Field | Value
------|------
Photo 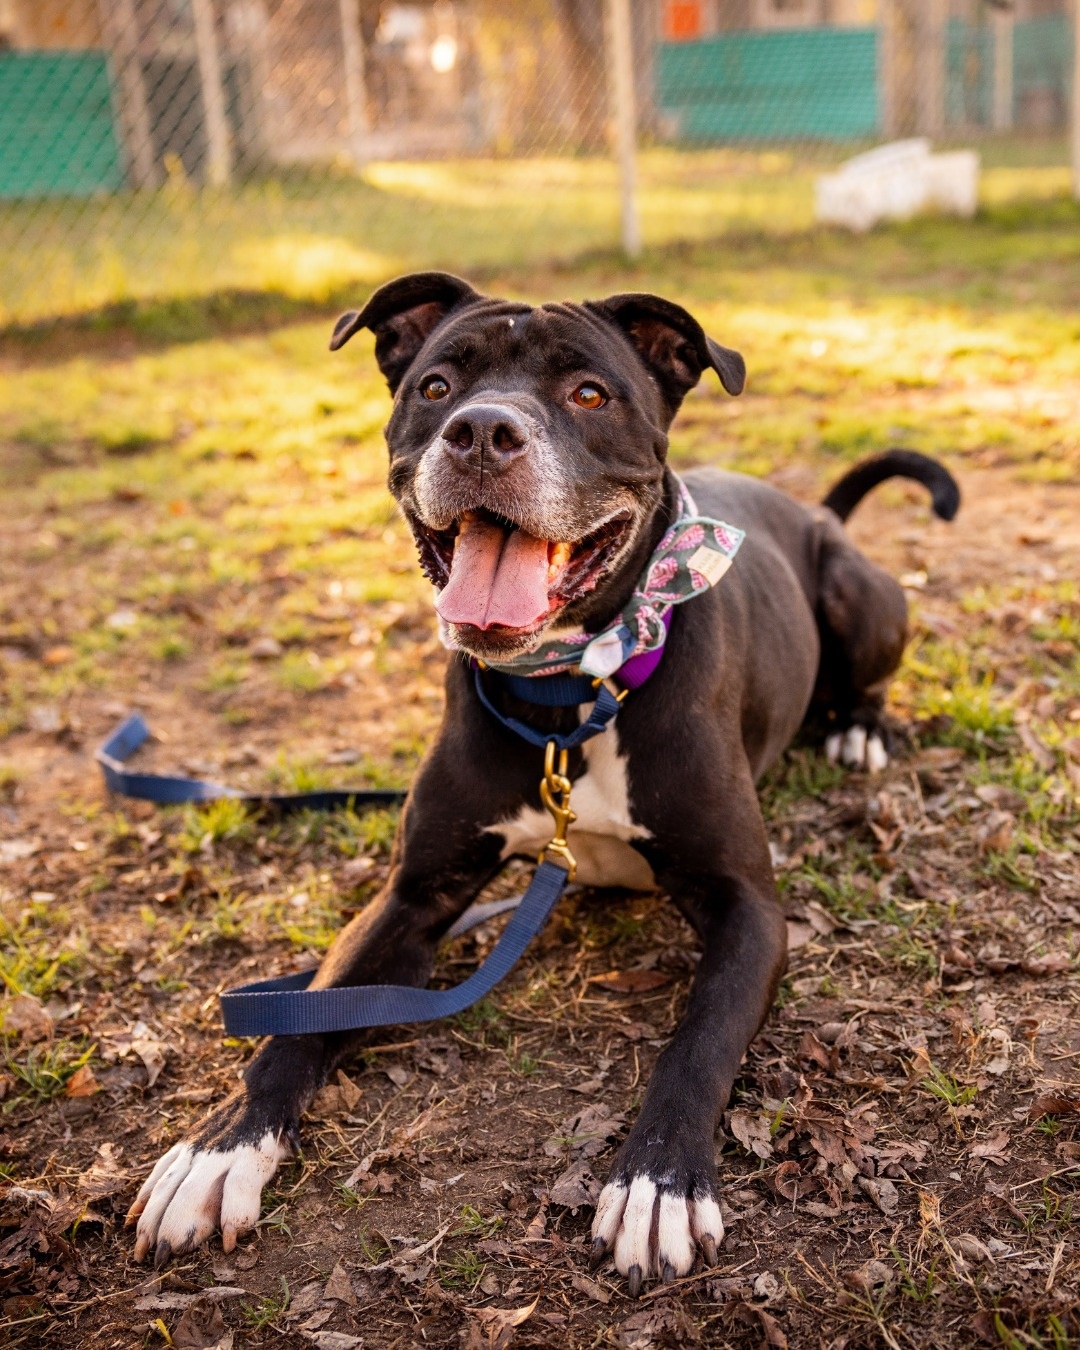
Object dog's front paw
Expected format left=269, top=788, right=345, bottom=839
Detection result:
left=589, top=1145, right=723, bottom=1296
left=127, top=1094, right=296, bottom=1265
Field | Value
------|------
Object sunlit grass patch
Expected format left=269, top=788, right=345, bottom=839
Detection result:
left=0, top=905, right=83, bottom=1003
left=904, top=637, right=1014, bottom=747
left=177, top=797, right=254, bottom=853
left=3, top=1039, right=95, bottom=1105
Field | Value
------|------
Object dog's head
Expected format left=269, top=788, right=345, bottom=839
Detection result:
left=331, top=271, right=744, bottom=662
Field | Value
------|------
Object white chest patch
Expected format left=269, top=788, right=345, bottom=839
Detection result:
left=485, top=723, right=655, bottom=890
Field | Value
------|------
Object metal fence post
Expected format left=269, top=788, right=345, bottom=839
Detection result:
left=191, top=0, right=232, bottom=187
left=917, top=0, right=947, bottom=140
left=606, top=0, right=641, bottom=260
left=878, top=0, right=897, bottom=140
left=98, top=0, right=159, bottom=188
left=339, top=0, right=370, bottom=167
left=1073, top=0, right=1080, bottom=200
left=991, top=5, right=1014, bottom=133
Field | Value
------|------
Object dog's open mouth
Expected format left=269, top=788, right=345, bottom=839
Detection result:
left=411, top=507, right=631, bottom=636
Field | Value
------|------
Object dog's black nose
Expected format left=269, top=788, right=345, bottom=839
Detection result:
left=441, top=404, right=529, bottom=472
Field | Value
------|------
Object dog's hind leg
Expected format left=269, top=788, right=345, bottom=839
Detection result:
left=813, top=515, right=908, bottom=774
left=128, top=777, right=505, bottom=1267
left=590, top=746, right=787, bottom=1295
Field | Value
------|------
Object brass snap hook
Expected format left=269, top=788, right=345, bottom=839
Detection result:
left=538, top=739, right=577, bottom=880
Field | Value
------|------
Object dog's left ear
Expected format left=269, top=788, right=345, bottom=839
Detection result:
left=586, top=293, right=745, bottom=414
left=330, top=271, right=482, bottom=393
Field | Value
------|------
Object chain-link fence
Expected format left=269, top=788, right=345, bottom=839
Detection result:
left=0, top=0, right=1076, bottom=326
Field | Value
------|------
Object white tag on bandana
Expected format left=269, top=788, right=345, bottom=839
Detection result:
left=687, top=545, right=733, bottom=588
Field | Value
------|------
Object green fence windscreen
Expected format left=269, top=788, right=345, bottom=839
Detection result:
left=1013, top=14, right=1072, bottom=128
left=656, top=27, right=880, bottom=143
left=948, top=15, right=1072, bottom=131
left=0, top=53, right=124, bottom=200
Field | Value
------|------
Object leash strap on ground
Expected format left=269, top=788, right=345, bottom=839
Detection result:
left=218, top=859, right=570, bottom=1036
left=95, top=713, right=406, bottom=813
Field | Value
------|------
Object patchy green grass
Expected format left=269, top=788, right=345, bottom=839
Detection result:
left=1, top=179, right=1080, bottom=1350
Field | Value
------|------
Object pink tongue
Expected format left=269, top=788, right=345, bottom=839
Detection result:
left=435, top=518, right=551, bottom=631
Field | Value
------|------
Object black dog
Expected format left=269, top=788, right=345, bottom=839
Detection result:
left=129, top=273, right=958, bottom=1294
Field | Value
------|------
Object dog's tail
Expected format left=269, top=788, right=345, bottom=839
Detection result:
left=822, top=449, right=960, bottom=524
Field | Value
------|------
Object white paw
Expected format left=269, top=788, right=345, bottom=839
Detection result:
left=128, top=1131, right=287, bottom=1263
left=827, top=727, right=888, bottom=773
left=865, top=733, right=889, bottom=774
left=590, top=1176, right=723, bottom=1295
left=842, top=725, right=867, bottom=767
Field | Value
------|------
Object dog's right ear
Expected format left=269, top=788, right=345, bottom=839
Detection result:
left=330, top=272, right=482, bottom=393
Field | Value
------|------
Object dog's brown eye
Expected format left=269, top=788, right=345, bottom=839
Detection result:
left=422, top=377, right=450, bottom=401
left=572, top=384, right=606, bottom=409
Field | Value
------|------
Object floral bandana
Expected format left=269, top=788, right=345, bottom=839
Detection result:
left=440, top=475, right=745, bottom=681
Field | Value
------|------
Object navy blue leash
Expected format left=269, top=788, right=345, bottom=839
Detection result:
left=96, top=714, right=406, bottom=812
left=472, top=668, right=624, bottom=750
left=95, top=668, right=622, bottom=1038
left=217, top=860, right=569, bottom=1036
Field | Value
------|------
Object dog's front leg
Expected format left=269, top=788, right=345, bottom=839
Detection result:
left=591, top=790, right=786, bottom=1295
left=128, top=789, right=503, bottom=1266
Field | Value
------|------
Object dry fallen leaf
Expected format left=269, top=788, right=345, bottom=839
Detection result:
left=858, top=1176, right=899, bottom=1216
left=77, top=1142, right=129, bottom=1201
left=978, top=810, right=1015, bottom=854
left=336, top=1069, right=362, bottom=1112
left=302, top=1332, right=363, bottom=1350
left=545, top=1104, right=625, bottom=1160
left=172, top=1301, right=228, bottom=1350
left=0, top=837, right=41, bottom=866
left=728, top=1108, right=773, bottom=1160
left=323, top=1259, right=356, bottom=1305
left=970, top=1128, right=1011, bottom=1165
left=1021, top=952, right=1072, bottom=976
left=570, top=1273, right=611, bottom=1304
left=1028, top=1093, right=1080, bottom=1120
left=468, top=1295, right=540, bottom=1350
left=845, top=1259, right=894, bottom=1294
left=2, top=994, right=54, bottom=1043
left=785, top=920, right=816, bottom=951
left=549, top=1158, right=601, bottom=1210
left=65, top=1063, right=100, bottom=1098
left=589, top=969, right=670, bottom=994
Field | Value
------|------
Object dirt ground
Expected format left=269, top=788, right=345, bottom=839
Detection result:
left=1, top=457, right=1078, bottom=1349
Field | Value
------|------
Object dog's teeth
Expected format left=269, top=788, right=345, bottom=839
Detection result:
left=865, top=733, right=889, bottom=774
left=825, top=733, right=842, bottom=765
